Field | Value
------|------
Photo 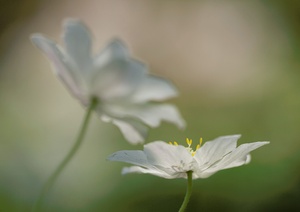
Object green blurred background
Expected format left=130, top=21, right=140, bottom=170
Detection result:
left=1, top=0, right=300, bottom=211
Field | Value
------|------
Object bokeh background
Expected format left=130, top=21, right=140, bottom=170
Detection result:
left=1, top=0, right=300, bottom=211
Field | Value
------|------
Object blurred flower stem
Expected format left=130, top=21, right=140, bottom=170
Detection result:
left=179, top=171, right=193, bottom=212
left=32, top=97, right=98, bottom=211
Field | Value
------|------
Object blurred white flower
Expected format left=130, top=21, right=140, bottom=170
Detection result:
left=31, top=19, right=185, bottom=144
left=108, top=135, right=269, bottom=178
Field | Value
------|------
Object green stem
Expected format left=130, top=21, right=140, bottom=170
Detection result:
left=32, top=98, right=98, bottom=212
left=179, top=171, right=193, bottom=212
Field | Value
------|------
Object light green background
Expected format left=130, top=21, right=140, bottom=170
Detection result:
left=0, top=0, right=299, bottom=211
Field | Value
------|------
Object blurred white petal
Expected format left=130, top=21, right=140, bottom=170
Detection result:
left=63, top=19, right=92, bottom=73
left=130, top=76, right=178, bottom=103
left=107, top=104, right=186, bottom=129
left=31, top=19, right=185, bottom=144
left=101, top=115, right=147, bottom=144
left=94, top=38, right=130, bottom=68
left=30, top=34, right=84, bottom=99
left=91, top=60, right=146, bottom=100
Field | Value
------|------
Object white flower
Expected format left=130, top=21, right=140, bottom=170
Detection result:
left=31, top=19, right=185, bottom=144
left=108, top=135, right=269, bottom=179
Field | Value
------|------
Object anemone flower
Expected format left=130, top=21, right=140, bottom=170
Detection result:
left=108, top=135, right=269, bottom=211
left=31, top=19, right=185, bottom=144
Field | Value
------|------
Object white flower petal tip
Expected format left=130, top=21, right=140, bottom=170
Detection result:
left=107, top=39, right=128, bottom=59
left=108, top=135, right=270, bottom=179
left=30, top=34, right=46, bottom=44
left=108, top=38, right=128, bottom=51
left=31, top=19, right=185, bottom=144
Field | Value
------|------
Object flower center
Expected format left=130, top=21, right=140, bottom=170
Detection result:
left=169, top=138, right=203, bottom=156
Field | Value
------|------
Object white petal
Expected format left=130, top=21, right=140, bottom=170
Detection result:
left=192, top=171, right=218, bottom=179
left=31, top=34, right=84, bottom=99
left=144, top=141, right=194, bottom=175
left=101, top=115, right=147, bottom=144
left=130, top=76, right=178, bottom=103
left=122, top=166, right=174, bottom=179
left=107, top=104, right=186, bottom=129
left=94, top=38, right=130, bottom=68
left=203, top=141, right=269, bottom=173
left=194, top=135, right=241, bottom=168
left=63, top=19, right=92, bottom=73
left=107, top=150, right=150, bottom=167
left=134, top=104, right=185, bottom=129
left=91, top=60, right=147, bottom=100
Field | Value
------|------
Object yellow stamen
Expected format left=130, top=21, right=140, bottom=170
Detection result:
left=186, top=138, right=192, bottom=146
left=168, top=137, right=204, bottom=156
